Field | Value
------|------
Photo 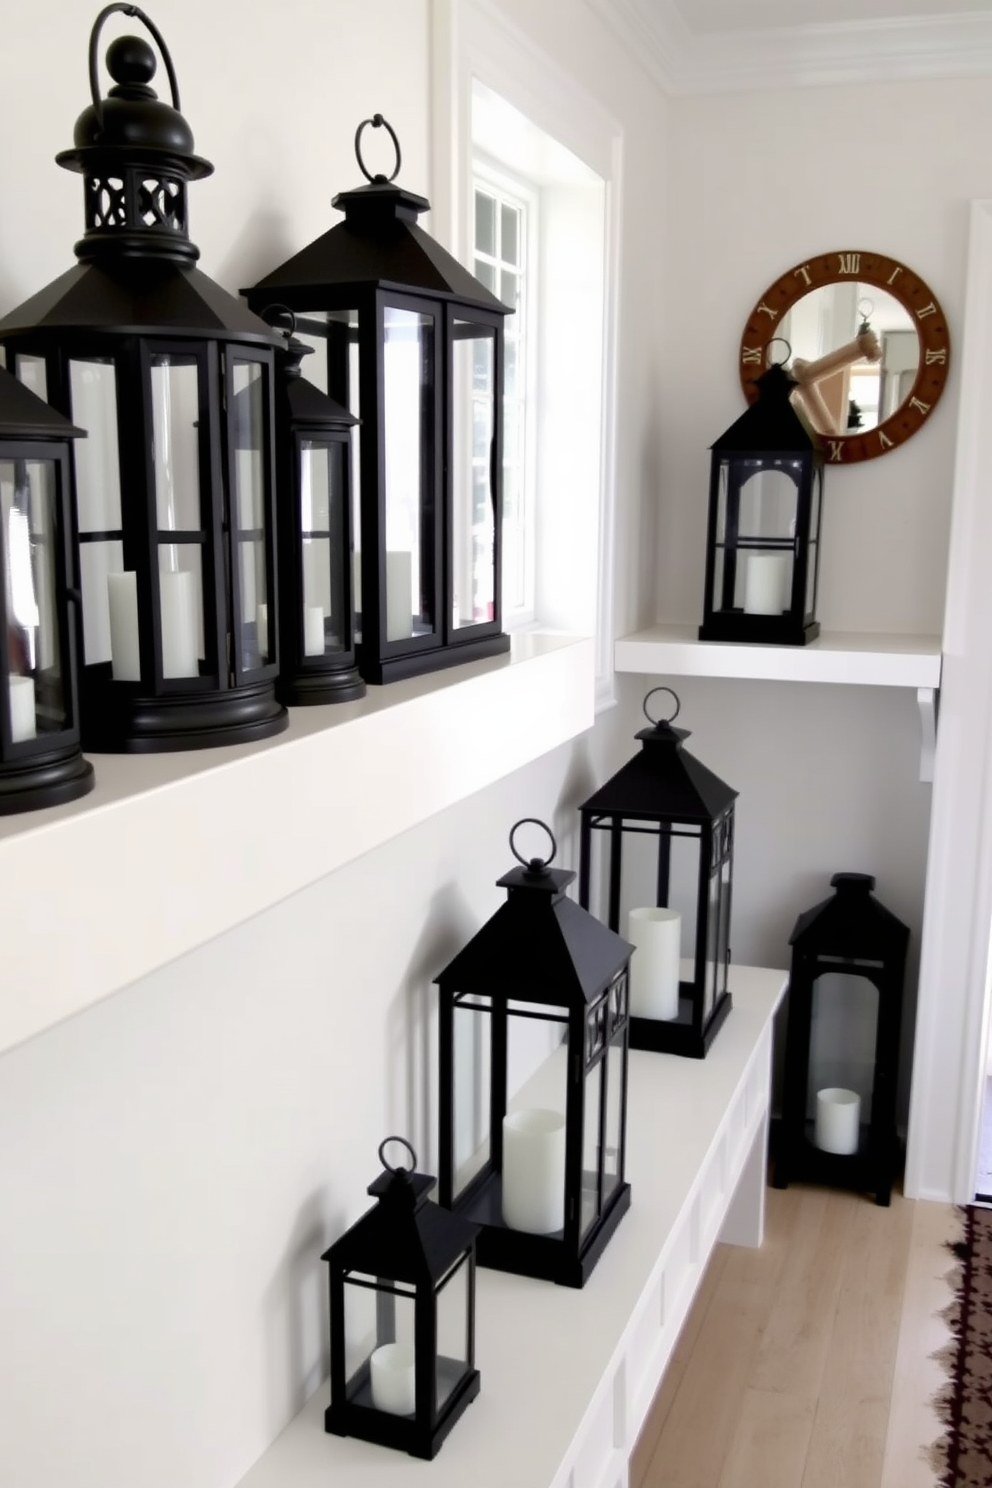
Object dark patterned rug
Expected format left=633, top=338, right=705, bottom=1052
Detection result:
left=931, top=1206, right=992, bottom=1487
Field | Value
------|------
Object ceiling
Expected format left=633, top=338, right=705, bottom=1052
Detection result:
left=587, top=0, right=992, bottom=92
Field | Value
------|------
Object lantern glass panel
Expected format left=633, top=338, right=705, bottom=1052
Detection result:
left=300, top=439, right=346, bottom=656
left=806, top=468, right=823, bottom=616
left=231, top=359, right=271, bottom=670
left=2, top=458, right=64, bottom=742
left=603, top=1031, right=626, bottom=1203
left=451, top=321, right=496, bottom=630
left=343, top=1271, right=417, bottom=1409
left=809, top=972, right=879, bottom=1120
left=157, top=543, right=204, bottom=678
left=151, top=355, right=201, bottom=531
left=14, top=355, right=47, bottom=400
left=452, top=993, right=492, bottom=1202
left=436, top=1252, right=471, bottom=1411
left=581, top=1028, right=603, bottom=1238
left=383, top=306, right=435, bottom=643
left=68, top=358, right=122, bottom=532
left=503, top=1000, right=568, bottom=1238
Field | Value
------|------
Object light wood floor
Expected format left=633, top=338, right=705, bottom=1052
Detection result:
left=630, top=1183, right=961, bottom=1488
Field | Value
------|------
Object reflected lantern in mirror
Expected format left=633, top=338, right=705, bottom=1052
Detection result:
left=0, top=8, right=287, bottom=750
left=578, top=690, right=737, bottom=1058
left=699, top=359, right=824, bottom=647
left=323, top=1137, right=480, bottom=1459
left=434, top=820, right=633, bottom=1288
left=244, top=114, right=511, bottom=684
left=0, top=367, right=93, bottom=813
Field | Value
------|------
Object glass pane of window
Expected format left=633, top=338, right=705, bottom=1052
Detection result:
left=452, top=323, right=495, bottom=630
left=151, top=355, right=201, bottom=532
left=436, top=1254, right=471, bottom=1412
left=452, top=995, right=491, bottom=1201
left=383, top=306, right=434, bottom=642
left=475, top=191, right=496, bottom=258
left=231, top=359, right=271, bottom=670
left=69, top=359, right=122, bottom=533
left=500, top=270, right=519, bottom=311
left=2, top=458, right=64, bottom=740
left=501, top=202, right=519, bottom=266
left=158, top=544, right=203, bottom=679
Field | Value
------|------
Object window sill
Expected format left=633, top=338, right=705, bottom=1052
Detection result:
left=0, top=633, right=594, bottom=1057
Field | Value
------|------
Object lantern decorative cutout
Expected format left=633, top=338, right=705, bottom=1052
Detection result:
left=0, top=6, right=287, bottom=751
left=773, top=872, right=909, bottom=1207
left=0, top=366, right=94, bottom=814
left=262, top=308, right=364, bottom=706
left=323, top=1136, right=480, bottom=1460
left=435, top=820, right=633, bottom=1289
left=244, top=113, right=511, bottom=685
left=578, top=689, right=737, bottom=1059
left=698, top=352, right=825, bottom=647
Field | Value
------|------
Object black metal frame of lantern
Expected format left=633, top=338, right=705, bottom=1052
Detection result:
left=434, top=820, right=633, bottom=1290
left=773, top=872, right=909, bottom=1207
left=578, top=689, right=737, bottom=1059
left=261, top=307, right=364, bottom=706
left=244, top=113, right=511, bottom=685
left=0, top=367, right=94, bottom=814
left=0, top=6, right=287, bottom=751
left=699, top=350, right=825, bottom=648
left=323, top=1137, right=481, bottom=1460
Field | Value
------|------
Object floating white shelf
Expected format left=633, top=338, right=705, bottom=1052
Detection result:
left=0, top=633, right=594, bottom=1059
left=235, top=967, right=787, bottom=1488
left=614, top=624, right=942, bottom=689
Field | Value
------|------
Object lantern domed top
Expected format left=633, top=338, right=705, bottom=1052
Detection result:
left=712, top=360, right=823, bottom=456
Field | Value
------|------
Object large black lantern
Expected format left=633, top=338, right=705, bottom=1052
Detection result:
left=244, top=114, right=511, bottom=684
left=323, top=1137, right=480, bottom=1460
left=578, top=689, right=737, bottom=1059
left=699, top=356, right=824, bottom=647
left=435, top=820, right=632, bottom=1289
left=773, top=872, right=909, bottom=1206
left=0, top=6, right=287, bottom=750
left=0, top=367, right=93, bottom=813
left=263, top=310, right=363, bottom=706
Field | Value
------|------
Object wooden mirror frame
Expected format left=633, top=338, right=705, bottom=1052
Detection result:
left=738, top=251, right=950, bottom=464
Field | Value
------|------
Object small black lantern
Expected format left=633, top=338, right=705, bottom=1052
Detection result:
left=323, top=1137, right=480, bottom=1460
left=435, top=820, right=632, bottom=1289
left=262, top=309, right=364, bottom=705
left=699, top=354, right=825, bottom=647
left=0, top=366, right=94, bottom=813
left=0, top=6, right=287, bottom=750
left=773, top=872, right=909, bottom=1207
left=244, top=114, right=511, bottom=684
left=578, top=689, right=737, bottom=1059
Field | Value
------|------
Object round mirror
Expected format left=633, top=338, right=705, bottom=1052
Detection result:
left=738, top=251, right=950, bottom=464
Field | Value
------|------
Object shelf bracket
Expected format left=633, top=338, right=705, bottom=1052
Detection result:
left=917, top=687, right=939, bottom=783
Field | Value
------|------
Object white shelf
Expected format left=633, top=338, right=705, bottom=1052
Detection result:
left=0, top=633, right=594, bottom=1058
left=235, top=967, right=787, bottom=1488
left=614, top=624, right=942, bottom=689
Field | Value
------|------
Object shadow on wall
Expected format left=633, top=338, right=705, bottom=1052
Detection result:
left=263, top=1186, right=331, bottom=1434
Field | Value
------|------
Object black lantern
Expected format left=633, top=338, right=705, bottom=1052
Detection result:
left=0, top=6, right=287, bottom=751
left=435, top=820, right=632, bottom=1289
left=244, top=114, right=511, bottom=684
left=0, top=366, right=94, bottom=813
left=773, top=872, right=909, bottom=1207
left=323, top=1137, right=480, bottom=1459
left=698, top=355, right=824, bottom=647
left=262, top=309, right=363, bottom=706
left=578, top=689, right=736, bottom=1059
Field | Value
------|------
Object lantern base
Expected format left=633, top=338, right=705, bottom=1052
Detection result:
left=698, top=615, right=820, bottom=647
left=771, top=1116, right=898, bottom=1207
left=276, top=663, right=366, bottom=707
left=358, top=632, right=510, bottom=685
left=324, top=1364, right=480, bottom=1459
left=0, top=746, right=94, bottom=816
left=81, top=679, right=288, bottom=753
left=629, top=988, right=732, bottom=1059
left=452, top=1170, right=631, bottom=1288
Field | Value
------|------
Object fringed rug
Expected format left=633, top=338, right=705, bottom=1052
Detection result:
left=931, top=1206, right=992, bottom=1486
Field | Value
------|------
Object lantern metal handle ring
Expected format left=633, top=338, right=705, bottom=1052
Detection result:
left=88, top=5, right=182, bottom=136
left=355, top=114, right=402, bottom=185
left=643, top=686, right=680, bottom=727
left=765, top=336, right=792, bottom=368
left=378, top=1135, right=417, bottom=1175
left=509, top=817, right=557, bottom=872
left=260, top=303, right=298, bottom=339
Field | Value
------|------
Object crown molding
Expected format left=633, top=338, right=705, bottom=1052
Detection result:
left=585, top=0, right=992, bottom=94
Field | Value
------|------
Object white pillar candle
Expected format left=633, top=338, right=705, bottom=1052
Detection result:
left=8, top=675, right=36, bottom=744
left=627, top=907, right=682, bottom=1020
left=107, top=570, right=141, bottom=681
left=369, top=1342, right=416, bottom=1416
left=815, top=1087, right=861, bottom=1156
left=160, top=569, right=199, bottom=679
left=303, top=604, right=325, bottom=657
left=743, top=552, right=790, bottom=616
left=386, top=550, right=414, bottom=641
left=502, top=1107, right=566, bottom=1235
left=256, top=602, right=268, bottom=641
